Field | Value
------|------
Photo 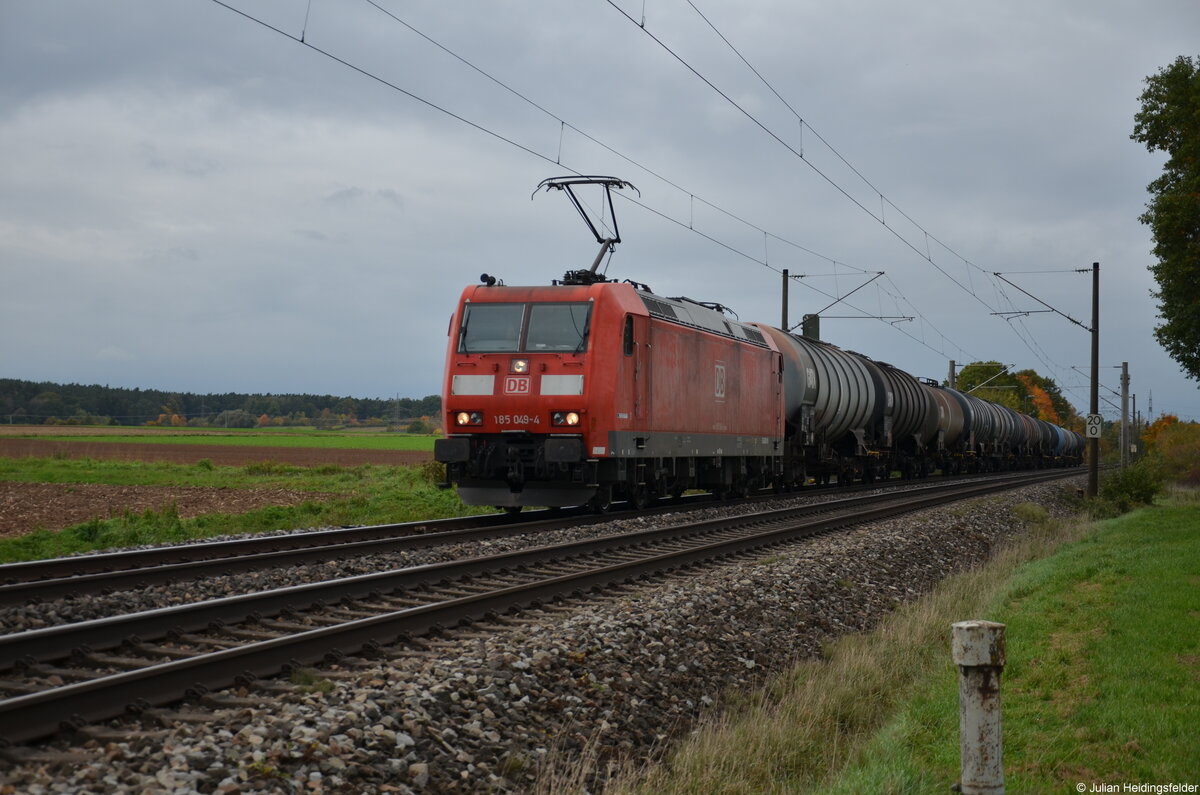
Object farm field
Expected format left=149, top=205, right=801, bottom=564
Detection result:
left=0, top=424, right=435, bottom=467
left=0, top=426, right=466, bottom=557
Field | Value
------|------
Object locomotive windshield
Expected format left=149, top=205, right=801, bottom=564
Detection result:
left=526, top=303, right=590, bottom=351
left=459, top=302, right=591, bottom=353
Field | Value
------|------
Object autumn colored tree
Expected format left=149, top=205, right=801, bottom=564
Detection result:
left=1015, top=374, right=1060, bottom=423
left=1140, top=413, right=1179, bottom=448
left=1152, top=421, right=1200, bottom=484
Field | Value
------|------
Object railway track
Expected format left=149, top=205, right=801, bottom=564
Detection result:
left=0, top=470, right=1051, bottom=606
left=0, top=467, right=1079, bottom=748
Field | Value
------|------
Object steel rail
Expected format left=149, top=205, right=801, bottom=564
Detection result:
left=0, top=511, right=537, bottom=583
left=0, top=468, right=1079, bottom=746
left=0, top=492, right=739, bottom=595
left=0, top=470, right=1039, bottom=604
left=0, top=469, right=1068, bottom=668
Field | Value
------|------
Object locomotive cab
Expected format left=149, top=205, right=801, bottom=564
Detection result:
left=435, top=281, right=635, bottom=508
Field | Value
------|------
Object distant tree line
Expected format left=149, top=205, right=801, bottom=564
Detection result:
left=0, top=379, right=441, bottom=429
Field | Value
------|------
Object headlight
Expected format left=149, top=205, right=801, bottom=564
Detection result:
left=552, top=411, right=581, bottom=426
left=455, top=411, right=484, bottom=426
left=510, top=358, right=530, bottom=374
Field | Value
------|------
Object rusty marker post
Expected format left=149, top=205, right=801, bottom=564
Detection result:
left=951, top=620, right=1006, bottom=795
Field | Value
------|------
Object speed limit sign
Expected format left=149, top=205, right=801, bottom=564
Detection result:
left=1085, top=413, right=1103, bottom=439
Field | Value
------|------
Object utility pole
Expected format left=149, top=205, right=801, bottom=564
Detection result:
left=991, top=263, right=1100, bottom=496
left=1120, top=362, right=1130, bottom=469
left=1132, top=394, right=1139, bottom=460
left=781, top=268, right=789, bottom=331
left=1088, top=262, right=1100, bottom=499
left=948, top=360, right=957, bottom=390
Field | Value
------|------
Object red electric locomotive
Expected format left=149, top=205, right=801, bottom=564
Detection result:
left=434, top=278, right=784, bottom=510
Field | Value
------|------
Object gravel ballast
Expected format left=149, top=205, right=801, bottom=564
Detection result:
left=1, top=476, right=1084, bottom=794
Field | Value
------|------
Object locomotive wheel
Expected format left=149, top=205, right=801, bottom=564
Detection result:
left=588, top=486, right=613, bottom=514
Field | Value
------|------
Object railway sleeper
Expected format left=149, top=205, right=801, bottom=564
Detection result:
left=19, top=663, right=105, bottom=682
left=0, top=746, right=94, bottom=765
left=128, top=642, right=200, bottom=661
left=75, top=725, right=170, bottom=743
left=0, top=678, right=41, bottom=696
left=322, top=606, right=386, bottom=620
left=256, top=618, right=322, bottom=633
left=200, top=693, right=269, bottom=709
left=173, top=633, right=245, bottom=650
left=288, top=614, right=351, bottom=627
left=140, top=707, right=220, bottom=726
left=78, top=651, right=158, bottom=671
left=223, top=626, right=288, bottom=641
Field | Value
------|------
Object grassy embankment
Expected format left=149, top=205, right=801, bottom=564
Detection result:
left=612, top=487, right=1200, bottom=794
left=0, top=449, right=489, bottom=564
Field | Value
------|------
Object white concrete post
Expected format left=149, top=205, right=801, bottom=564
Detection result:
left=951, top=620, right=1006, bottom=795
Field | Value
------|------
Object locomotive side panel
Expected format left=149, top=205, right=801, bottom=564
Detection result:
left=621, top=319, right=780, bottom=458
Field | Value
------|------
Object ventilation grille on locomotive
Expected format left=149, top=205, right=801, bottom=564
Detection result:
left=639, top=293, right=768, bottom=348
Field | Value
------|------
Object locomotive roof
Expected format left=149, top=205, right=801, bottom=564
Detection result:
left=635, top=290, right=769, bottom=348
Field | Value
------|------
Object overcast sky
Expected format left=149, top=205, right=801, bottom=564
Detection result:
left=2, top=1, right=1197, bottom=421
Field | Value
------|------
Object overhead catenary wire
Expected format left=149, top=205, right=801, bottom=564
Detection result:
left=209, top=0, right=970, bottom=358
left=616, top=0, right=1088, bottom=393
left=360, top=0, right=981, bottom=362
left=211, top=0, right=1043, bottom=383
left=605, top=0, right=1001, bottom=310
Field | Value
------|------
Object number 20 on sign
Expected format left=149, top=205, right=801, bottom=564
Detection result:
left=1085, top=413, right=1103, bottom=439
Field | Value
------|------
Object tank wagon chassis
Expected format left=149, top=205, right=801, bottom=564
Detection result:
left=435, top=177, right=1085, bottom=512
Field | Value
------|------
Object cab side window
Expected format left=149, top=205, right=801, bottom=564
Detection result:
left=623, top=316, right=634, bottom=356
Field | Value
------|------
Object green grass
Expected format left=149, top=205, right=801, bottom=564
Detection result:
left=6, top=431, right=437, bottom=451
left=611, top=488, right=1200, bottom=795
left=822, top=488, right=1200, bottom=794
left=0, top=458, right=488, bottom=564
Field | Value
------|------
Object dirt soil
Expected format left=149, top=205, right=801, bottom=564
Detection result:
left=0, top=439, right=431, bottom=467
left=0, top=430, right=435, bottom=539
left=0, top=482, right=335, bottom=539
left=0, top=426, right=258, bottom=437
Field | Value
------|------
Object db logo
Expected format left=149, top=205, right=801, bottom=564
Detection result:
left=714, top=363, right=726, bottom=399
left=504, top=376, right=531, bottom=395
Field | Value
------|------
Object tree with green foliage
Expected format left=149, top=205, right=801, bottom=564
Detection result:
left=210, top=409, right=257, bottom=428
left=954, top=361, right=1022, bottom=410
left=1131, top=55, right=1200, bottom=384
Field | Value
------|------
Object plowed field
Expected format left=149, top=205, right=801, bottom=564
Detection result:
left=0, top=439, right=430, bottom=467
left=0, top=482, right=334, bottom=539
left=0, top=429, right=434, bottom=537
